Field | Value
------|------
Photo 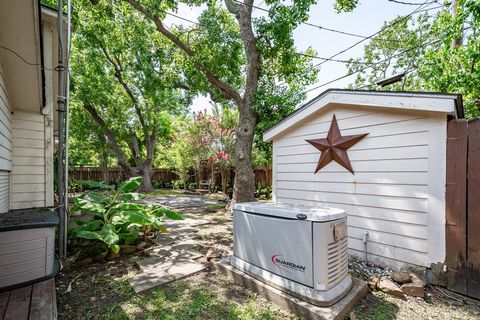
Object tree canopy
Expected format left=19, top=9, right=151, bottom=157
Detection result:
left=115, top=0, right=338, bottom=201
left=69, top=0, right=193, bottom=190
left=347, top=0, right=480, bottom=118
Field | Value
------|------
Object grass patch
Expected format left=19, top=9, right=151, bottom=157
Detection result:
left=349, top=290, right=480, bottom=320
left=348, top=291, right=399, bottom=320
left=146, top=189, right=184, bottom=197
left=205, top=203, right=227, bottom=212
left=57, top=264, right=299, bottom=320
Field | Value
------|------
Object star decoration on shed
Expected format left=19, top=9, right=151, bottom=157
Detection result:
left=306, top=114, right=368, bottom=174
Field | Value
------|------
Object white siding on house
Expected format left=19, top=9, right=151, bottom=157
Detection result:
left=272, top=105, right=447, bottom=268
left=0, top=57, right=12, bottom=213
left=11, top=111, right=45, bottom=210
left=0, top=171, right=9, bottom=213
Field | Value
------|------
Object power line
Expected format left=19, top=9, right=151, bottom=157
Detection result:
left=166, top=1, right=443, bottom=46
left=387, top=0, right=437, bottom=5
left=0, top=45, right=53, bottom=70
left=165, top=11, right=388, bottom=66
left=298, top=52, right=380, bottom=65
left=313, top=0, right=435, bottom=69
left=232, top=0, right=442, bottom=42
left=165, top=11, right=198, bottom=25
left=304, top=38, right=441, bottom=94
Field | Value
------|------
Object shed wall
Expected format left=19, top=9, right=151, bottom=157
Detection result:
left=11, top=111, right=46, bottom=210
left=0, top=57, right=12, bottom=213
left=272, top=104, right=447, bottom=268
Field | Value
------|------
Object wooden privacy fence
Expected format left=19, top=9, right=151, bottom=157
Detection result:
left=446, top=118, right=480, bottom=299
left=69, top=165, right=273, bottom=188
left=69, top=167, right=178, bottom=184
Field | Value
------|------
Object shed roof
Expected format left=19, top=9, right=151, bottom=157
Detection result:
left=263, top=89, right=463, bottom=142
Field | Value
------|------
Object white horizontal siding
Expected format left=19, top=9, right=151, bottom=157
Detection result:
left=11, top=111, right=45, bottom=210
left=273, top=106, right=447, bottom=268
left=0, top=61, right=12, bottom=172
left=0, top=171, right=9, bottom=213
left=0, top=59, right=12, bottom=212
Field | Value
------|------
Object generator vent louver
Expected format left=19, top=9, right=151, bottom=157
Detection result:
left=327, top=237, right=349, bottom=287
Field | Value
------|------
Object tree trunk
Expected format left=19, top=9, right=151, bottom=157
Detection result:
left=122, top=0, right=259, bottom=204
left=139, top=165, right=154, bottom=193
left=451, top=0, right=463, bottom=48
left=195, top=163, right=200, bottom=189
left=211, top=161, right=215, bottom=193
left=232, top=105, right=256, bottom=204
left=221, top=161, right=228, bottom=195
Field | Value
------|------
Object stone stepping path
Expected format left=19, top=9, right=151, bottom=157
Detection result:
left=137, top=251, right=203, bottom=271
left=129, top=261, right=206, bottom=293
left=128, top=194, right=232, bottom=293
left=129, top=214, right=213, bottom=292
left=144, top=195, right=218, bottom=208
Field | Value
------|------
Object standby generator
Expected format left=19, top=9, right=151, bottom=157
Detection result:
left=231, top=202, right=352, bottom=306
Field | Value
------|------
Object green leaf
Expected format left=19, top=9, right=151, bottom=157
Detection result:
left=85, top=191, right=110, bottom=204
left=120, top=211, right=153, bottom=226
left=151, top=206, right=183, bottom=220
left=163, top=209, right=183, bottom=220
left=100, top=225, right=120, bottom=246
left=74, top=219, right=102, bottom=232
left=76, top=230, right=102, bottom=240
left=111, top=203, right=144, bottom=211
left=119, top=176, right=143, bottom=192
left=73, top=197, right=105, bottom=216
left=111, top=244, right=120, bottom=254
left=118, top=230, right=139, bottom=244
left=157, top=224, right=169, bottom=234
left=120, top=192, right=144, bottom=202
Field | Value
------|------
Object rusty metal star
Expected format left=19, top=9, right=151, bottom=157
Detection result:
left=306, top=114, right=368, bottom=174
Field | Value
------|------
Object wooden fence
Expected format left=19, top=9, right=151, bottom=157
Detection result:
left=69, top=165, right=272, bottom=188
left=445, top=118, right=480, bottom=299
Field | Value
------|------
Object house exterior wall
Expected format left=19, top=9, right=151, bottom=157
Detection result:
left=271, top=104, right=447, bottom=269
left=0, top=57, right=12, bottom=213
left=11, top=111, right=46, bottom=210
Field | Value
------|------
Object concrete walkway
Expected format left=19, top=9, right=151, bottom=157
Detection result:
left=129, top=194, right=231, bottom=293
left=143, top=194, right=218, bottom=208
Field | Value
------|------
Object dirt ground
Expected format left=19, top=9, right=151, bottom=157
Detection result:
left=57, top=192, right=480, bottom=320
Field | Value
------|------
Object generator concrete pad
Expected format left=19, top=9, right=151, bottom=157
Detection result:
left=215, top=260, right=367, bottom=320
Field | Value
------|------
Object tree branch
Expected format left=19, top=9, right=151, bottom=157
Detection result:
left=99, top=45, right=150, bottom=137
left=225, top=0, right=260, bottom=111
left=122, top=0, right=243, bottom=106
left=83, top=103, right=135, bottom=175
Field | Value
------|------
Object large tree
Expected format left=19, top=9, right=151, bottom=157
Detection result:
left=347, top=0, right=480, bottom=118
left=72, top=0, right=192, bottom=191
left=106, top=0, right=330, bottom=203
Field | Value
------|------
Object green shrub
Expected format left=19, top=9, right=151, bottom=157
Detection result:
left=255, top=186, right=272, bottom=199
left=71, top=176, right=183, bottom=254
left=172, top=179, right=184, bottom=189
left=76, top=179, right=113, bottom=190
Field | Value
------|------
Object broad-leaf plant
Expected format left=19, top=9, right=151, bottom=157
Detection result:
left=71, top=177, right=182, bottom=254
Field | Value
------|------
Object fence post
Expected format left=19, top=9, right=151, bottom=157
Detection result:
left=445, top=119, right=468, bottom=294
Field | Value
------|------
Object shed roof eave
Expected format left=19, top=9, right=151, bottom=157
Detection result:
left=263, top=89, right=463, bottom=142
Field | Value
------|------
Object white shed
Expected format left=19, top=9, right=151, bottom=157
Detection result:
left=264, top=89, right=463, bottom=271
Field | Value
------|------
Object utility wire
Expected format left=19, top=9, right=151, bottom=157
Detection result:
left=304, top=38, right=441, bottom=93
left=165, top=11, right=386, bottom=66
left=387, top=0, right=437, bottom=5
left=168, top=0, right=443, bottom=43
left=313, top=0, right=435, bottom=68
left=0, top=45, right=53, bottom=70
left=231, top=0, right=442, bottom=42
